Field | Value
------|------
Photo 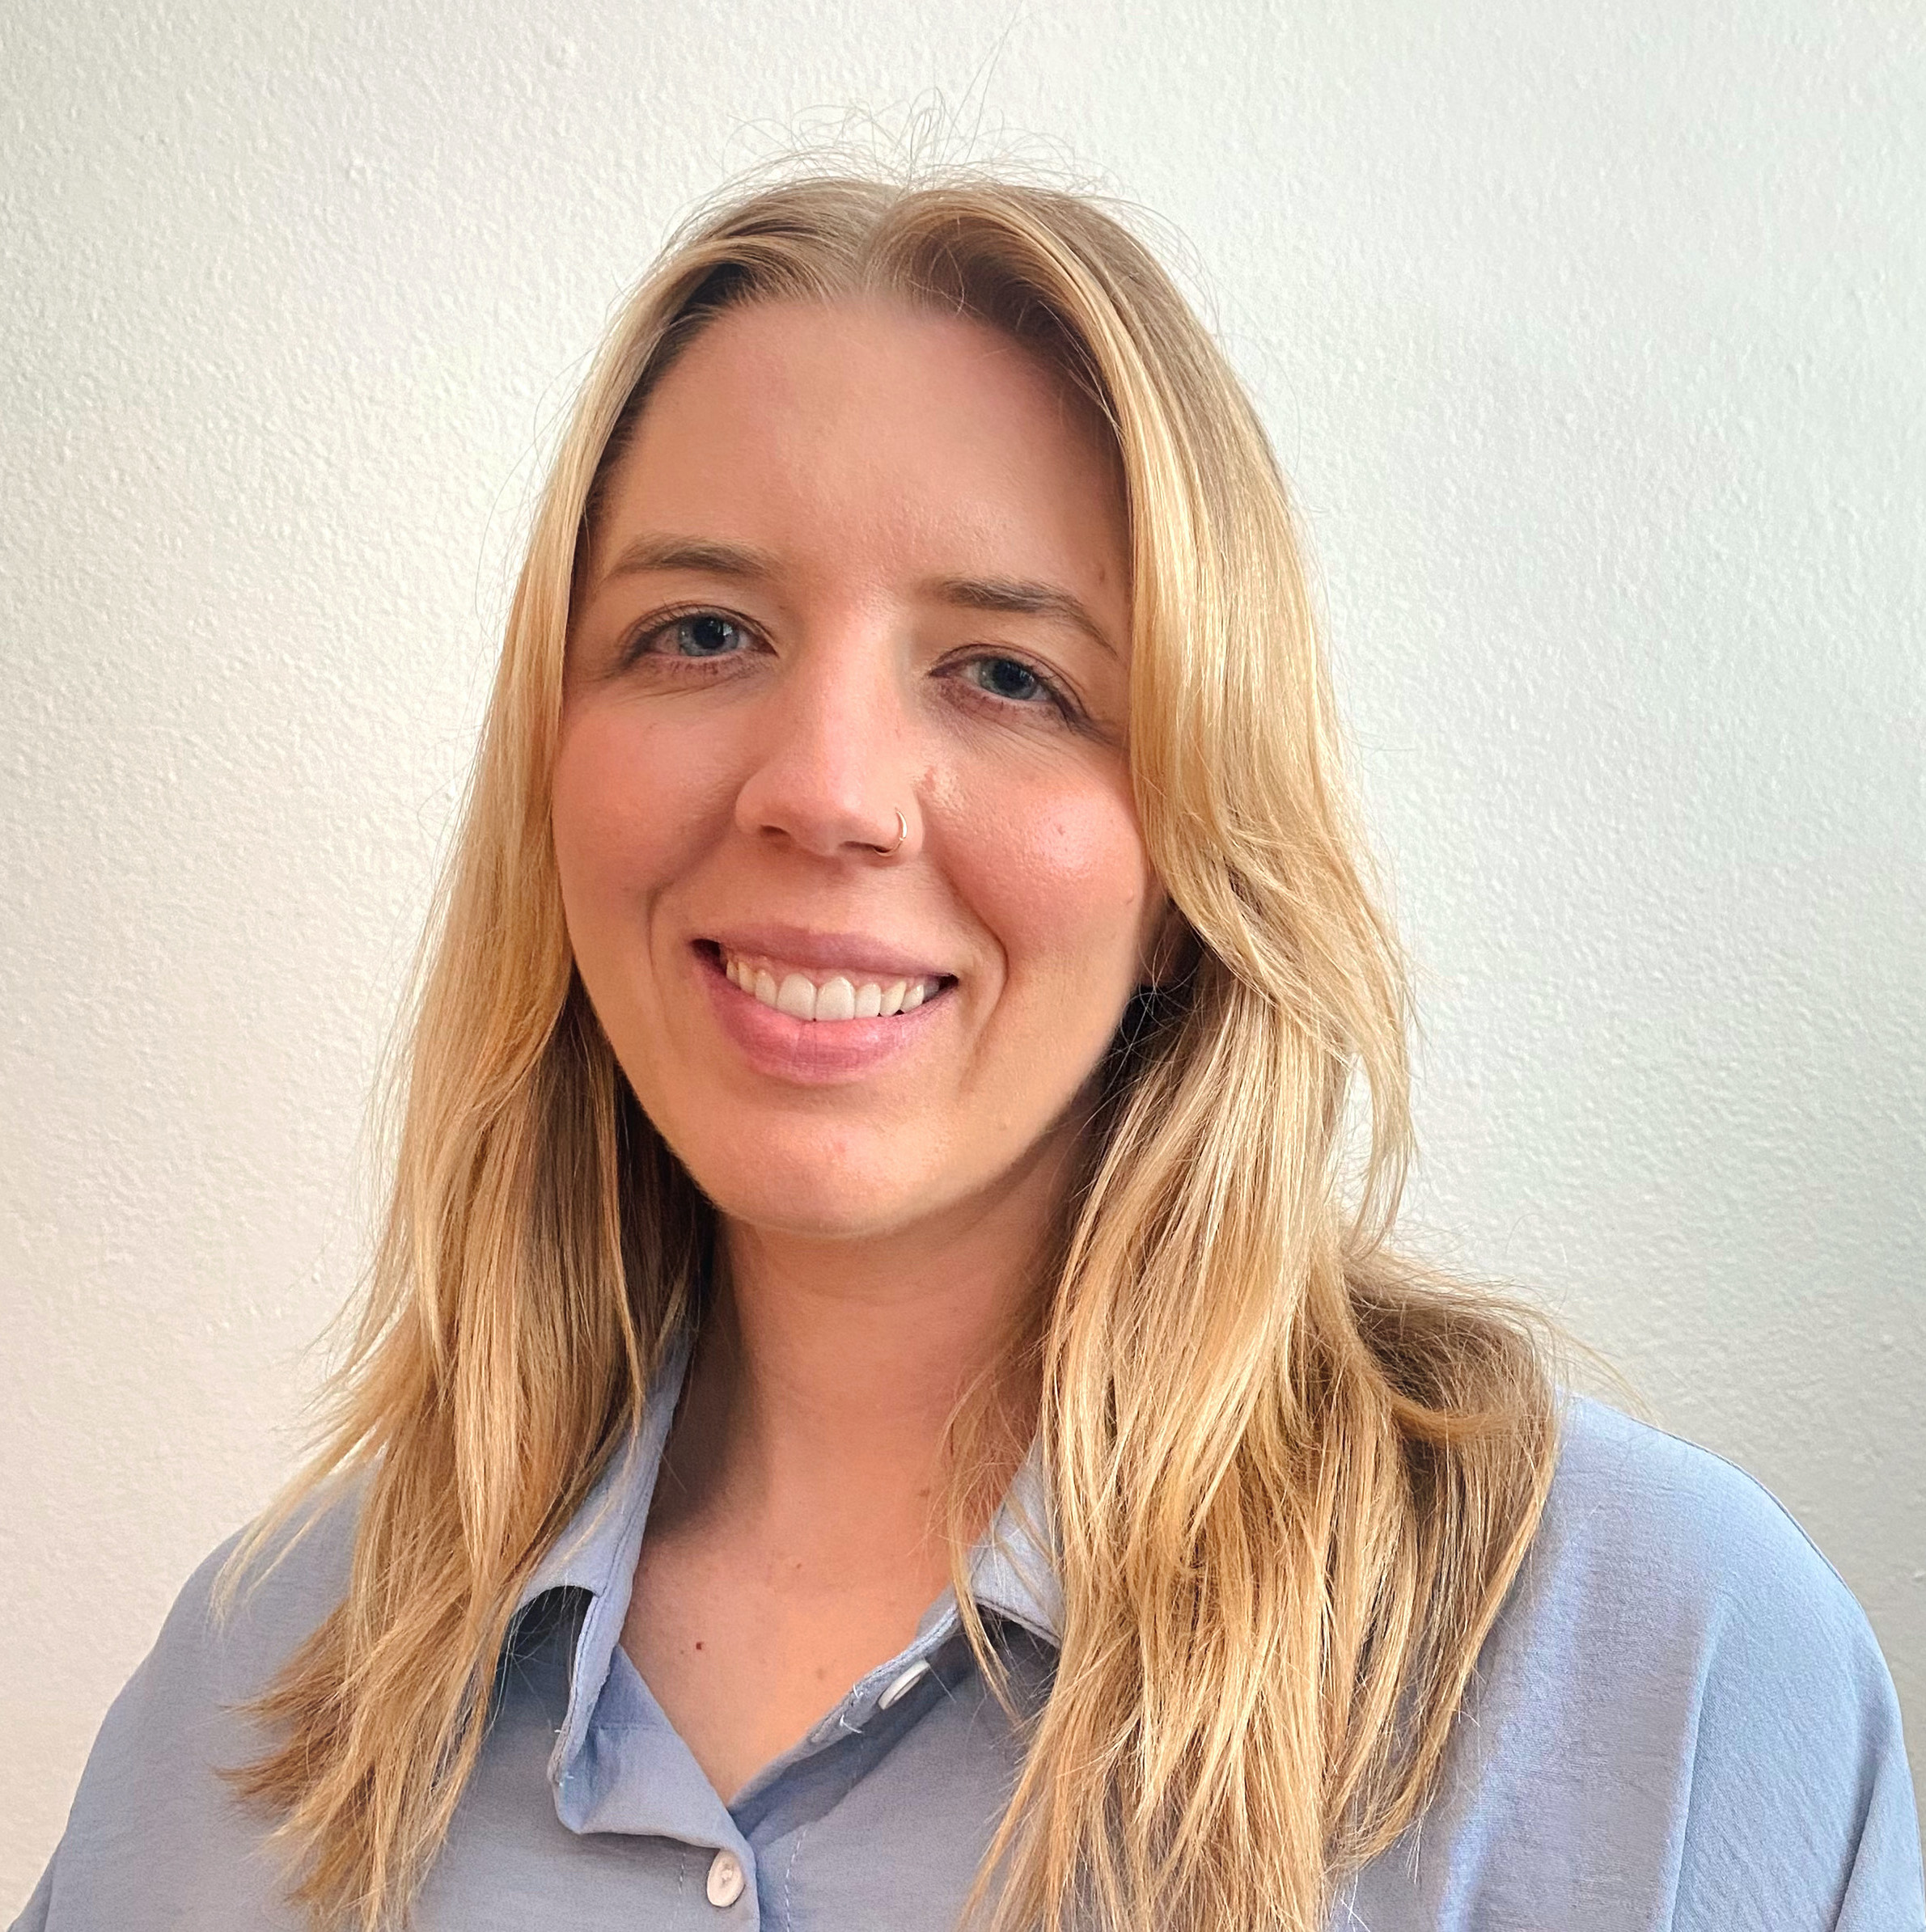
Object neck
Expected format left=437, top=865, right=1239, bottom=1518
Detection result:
left=667, top=1123, right=1074, bottom=1546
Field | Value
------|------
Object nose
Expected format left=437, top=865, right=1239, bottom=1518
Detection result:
left=732, top=625, right=920, bottom=861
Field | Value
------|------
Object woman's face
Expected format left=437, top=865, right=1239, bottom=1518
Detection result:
left=555, top=295, right=1165, bottom=1242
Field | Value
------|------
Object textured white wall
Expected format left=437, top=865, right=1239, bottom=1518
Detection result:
left=3, top=0, right=1920, bottom=1900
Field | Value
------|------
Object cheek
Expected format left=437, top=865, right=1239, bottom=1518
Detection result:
left=948, top=765, right=1158, bottom=1014
left=550, top=705, right=725, bottom=947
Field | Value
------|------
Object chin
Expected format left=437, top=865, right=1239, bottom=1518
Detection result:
left=692, top=1154, right=946, bottom=1243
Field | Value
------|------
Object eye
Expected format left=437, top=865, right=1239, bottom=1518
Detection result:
left=619, top=607, right=761, bottom=674
left=658, top=611, right=749, bottom=659
left=964, top=655, right=1052, bottom=704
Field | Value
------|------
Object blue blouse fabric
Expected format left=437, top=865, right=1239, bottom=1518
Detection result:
left=14, top=1356, right=1924, bottom=1932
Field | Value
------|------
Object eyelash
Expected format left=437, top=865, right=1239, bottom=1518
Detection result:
left=621, top=606, right=1085, bottom=726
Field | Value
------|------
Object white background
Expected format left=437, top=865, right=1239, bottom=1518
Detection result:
left=3, top=0, right=1920, bottom=1900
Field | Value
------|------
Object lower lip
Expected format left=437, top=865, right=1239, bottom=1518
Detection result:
left=696, top=946, right=949, bottom=1083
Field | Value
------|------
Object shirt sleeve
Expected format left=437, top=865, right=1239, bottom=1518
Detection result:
left=7, top=1490, right=361, bottom=1932
left=6, top=1530, right=253, bottom=1932
left=8, top=1857, right=54, bottom=1932
left=1341, top=1396, right=1925, bottom=1932
left=1662, top=1432, right=1924, bottom=1930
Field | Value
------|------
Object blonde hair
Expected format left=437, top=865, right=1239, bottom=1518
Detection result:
left=223, top=167, right=1562, bottom=1932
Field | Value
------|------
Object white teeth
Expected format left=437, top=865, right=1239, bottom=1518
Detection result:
left=721, top=950, right=938, bottom=1025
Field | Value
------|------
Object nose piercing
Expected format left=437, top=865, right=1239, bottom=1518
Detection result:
left=869, top=807, right=908, bottom=856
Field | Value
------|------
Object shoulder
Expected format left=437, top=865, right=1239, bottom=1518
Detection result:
left=1346, top=1396, right=1924, bottom=1931
left=1523, top=1393, right=1913, bottom=1782
left=1528, top=1393, right=1876, bottom=1654
left=139, top=1473, right=364, bottom=1710
left=16, top=1481, right=365, bottom=1932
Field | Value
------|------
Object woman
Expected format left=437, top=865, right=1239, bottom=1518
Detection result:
left=16, top=169, right=1920, bottom=1932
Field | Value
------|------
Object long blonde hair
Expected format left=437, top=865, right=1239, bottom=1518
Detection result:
left=223, top=166, right=1562, bottom=1932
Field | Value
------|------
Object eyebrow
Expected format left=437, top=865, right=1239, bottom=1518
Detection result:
left=597, top=534, right=780, bottom=588
left=595, top=535, right=1120, bottom=660
left=924, top=574, right=1120, bottom=660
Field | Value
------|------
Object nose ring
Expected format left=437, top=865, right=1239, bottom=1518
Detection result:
left=871, top=807, right=908, bottom=856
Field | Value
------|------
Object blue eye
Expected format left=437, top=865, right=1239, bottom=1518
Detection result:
left=969, top=656, right=1048, bottom=703
left=665, top=613, right=747, bottom=657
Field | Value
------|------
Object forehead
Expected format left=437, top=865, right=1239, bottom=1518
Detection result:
left=588, top=296, right=1128, bottom=607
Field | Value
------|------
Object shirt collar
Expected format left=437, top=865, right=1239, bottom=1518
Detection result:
left=963, top=1432, right=1063, bottom=1643
left=517, top=1334, right=1063, bottom=1640
left=513, top=1329, right=1064, bottom=1799
left=514, top=1328, right=691, bottom=1617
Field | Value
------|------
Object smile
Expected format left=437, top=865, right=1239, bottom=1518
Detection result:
left=717, top=946, right=947, bottom=1023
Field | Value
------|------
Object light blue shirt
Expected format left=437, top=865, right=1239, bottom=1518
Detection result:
left=15, top=1353, right=1924, bottom=1930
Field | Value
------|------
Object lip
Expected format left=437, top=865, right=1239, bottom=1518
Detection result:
left=698, top=921, right=954, bottom=983
left=693, top=940, right=950, bottom=1084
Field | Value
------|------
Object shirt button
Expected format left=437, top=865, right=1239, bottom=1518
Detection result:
left=878, top=1660, right=930, bottom=1710
left=705, top=1848, right=746, bottom=1909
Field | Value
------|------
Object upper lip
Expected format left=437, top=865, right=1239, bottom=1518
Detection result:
left=701, top=922, right=955, bottom=983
